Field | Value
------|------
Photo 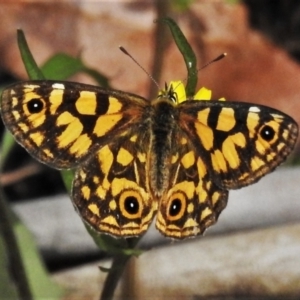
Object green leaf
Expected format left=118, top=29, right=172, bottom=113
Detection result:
left=0, top=130, right=15, bottom=168
left=60, top=170, right=75, bottom=194
left=160, top=17, right=197, bottom=97
left=83, top=67, right=110, bottom=88
left=226, top=0, right=240, bottom=4
left=41, top=53, right=109, bottom=87
left=13, top=213, right=65, bottom=299
left=172, top=0, right=194, bottom=11
left=122, top=247, right=143, bottom=257
left=99, top=266, right=111, bottom=273
left=85, top=226, right=142, bottom=256
left=0, top=194, right=65, bottom=299
left=17, top=30, right=45, bottom=80
left=41, top=53, right=85, bottom=80
left=0, top=237, right=19, bottom=299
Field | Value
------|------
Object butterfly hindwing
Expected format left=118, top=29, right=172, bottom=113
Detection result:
left=156, top=130, right=228, bottom=239
left=72, top=130, right=156, bottom=237
left=1, top=80, right=147, bottom=168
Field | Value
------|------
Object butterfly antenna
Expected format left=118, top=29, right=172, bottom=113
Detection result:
left=197, top=53, right=227, bottom=72
left=119, top=46, right=160, bottom=90
left=172, top=53, right=227, bottom=91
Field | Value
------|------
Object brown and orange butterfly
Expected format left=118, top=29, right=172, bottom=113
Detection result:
left=1, top=80, right=298, bottom=239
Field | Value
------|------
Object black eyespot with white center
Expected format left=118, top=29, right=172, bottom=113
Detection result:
left=167, top=192, right=187, bottom=221
left=119, top=190, right=143, bottom=219
left=169, top=199, right=182, bottom=217
left=124, top=196, right=139, bottom=215
left=260, top=125, right=275, bottom=141
left=27, top=98, right=44, bottom=113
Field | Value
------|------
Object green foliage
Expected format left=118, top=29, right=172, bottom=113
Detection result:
left=172, top=0, right=194, bottom=11
left=0, top=130, right=17, bottom=167
left=0, top=237, right=18, bottom=299
left=42, top=53, right=109, bottom=87
left=17, top=30, right=45, bottom=80
left=160, top=17, right=198, bottom=97
left=226, top=0, right=240, bottom=4
left=0, top=206, right=65, bottom=299
left=14, top=213, right=64, bottom=298
left=86, top=225, right=142, bottom=256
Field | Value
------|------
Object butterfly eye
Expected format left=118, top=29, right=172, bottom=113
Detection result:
left=260, top=125, right=275, bottom=142
left=167, top=193, right=186, bottom=221
left=119, top=190, right=143, bottom=219
left=27, top=98, right=44, bottom=113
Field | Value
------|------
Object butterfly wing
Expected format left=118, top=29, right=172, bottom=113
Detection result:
left=72, top=130, right=156, bottom=237
left=178, top=100, right=298, bottom=189
left=156, top=99, right=298, bottom=239
left=1, top=80, right=148, bottom=169
left=156, top=129, right=228, bottom=239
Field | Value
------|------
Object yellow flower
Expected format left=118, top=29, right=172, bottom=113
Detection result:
left=161, top=80, right=225, bottom=104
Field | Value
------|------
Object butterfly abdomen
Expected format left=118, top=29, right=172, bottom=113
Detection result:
left=149, top=98, right=178, bottom=196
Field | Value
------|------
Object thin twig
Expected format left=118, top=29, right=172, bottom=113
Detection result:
left=100, top=254, right=132, bottom=300
left=0, top=163, right=43, bottom=186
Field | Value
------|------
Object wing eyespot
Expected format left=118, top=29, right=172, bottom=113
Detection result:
left=119, top=190, right=143, bottom=219
left=27, top=98, right=44, bottom=114
left=124, top=196, right=139, bottom=214
left=169, top=198, right=182, bottom=216
left=167, top=192, right=186, bottom=221
left=259, top=125, right=275, bottom=142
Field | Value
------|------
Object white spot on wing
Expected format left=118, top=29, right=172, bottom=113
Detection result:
left=24, top=84, right=39, bottom=89
left=52, top=83, right=65, bottom=89
left=249, top=106, right=260, bottom=112
left=271, top=113, right=283, bottom=119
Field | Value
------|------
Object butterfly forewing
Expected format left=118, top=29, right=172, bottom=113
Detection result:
left=178, top=100, right=298, bottom=189
left=1, top=80, right=147, bottom=169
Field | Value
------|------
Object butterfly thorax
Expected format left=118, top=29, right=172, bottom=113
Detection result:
left=148, top=97, right=177, bottom=197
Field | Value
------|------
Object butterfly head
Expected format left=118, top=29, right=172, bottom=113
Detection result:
left=157, top=81, right=226, bottom=105
left=157, top=82, right=179, bottom=104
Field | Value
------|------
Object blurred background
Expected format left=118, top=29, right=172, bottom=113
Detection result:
left=0, top=0, right=300, bottom=299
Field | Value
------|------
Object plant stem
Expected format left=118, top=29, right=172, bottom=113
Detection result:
left=100, top=254, right=132, bottom=300
left=0, top=187, right=33, bottom=300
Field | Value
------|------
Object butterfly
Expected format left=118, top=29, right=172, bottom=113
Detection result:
left=1, top=80, right=298, bottom=239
